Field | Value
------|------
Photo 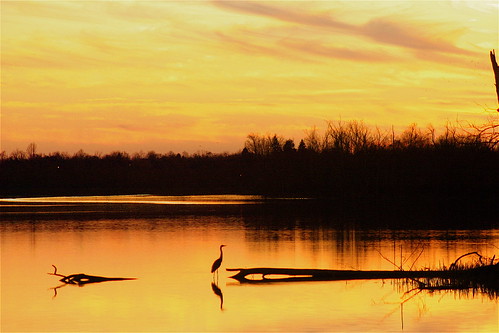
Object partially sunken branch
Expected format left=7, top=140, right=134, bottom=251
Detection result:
left=48, top=265, right=136, bottom=285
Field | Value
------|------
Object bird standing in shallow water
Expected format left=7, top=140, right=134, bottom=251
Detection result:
left=211, top=245, right=226, bottom=279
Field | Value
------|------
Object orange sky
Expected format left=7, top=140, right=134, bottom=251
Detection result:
left=1, top=0, right=498, bottom=155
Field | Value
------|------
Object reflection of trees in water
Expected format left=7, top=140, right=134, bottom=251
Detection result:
left=241, top=212, right=497, bottom=271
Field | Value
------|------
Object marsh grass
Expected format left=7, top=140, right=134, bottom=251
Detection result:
left=398, top=252, right=499, bottom=299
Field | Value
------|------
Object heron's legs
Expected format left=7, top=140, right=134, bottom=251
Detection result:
left=212, top=269, right=220, bottom=283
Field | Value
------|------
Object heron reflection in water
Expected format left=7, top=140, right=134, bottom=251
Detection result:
left=211, top=282, right=224, bottom=310
left=211, top=244, right=226, bottom=281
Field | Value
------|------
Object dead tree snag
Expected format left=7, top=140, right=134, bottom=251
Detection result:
left=490, top=50, right=499, bottom=108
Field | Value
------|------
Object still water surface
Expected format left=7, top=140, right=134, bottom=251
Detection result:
left=1, top=195, right=498, bottom=332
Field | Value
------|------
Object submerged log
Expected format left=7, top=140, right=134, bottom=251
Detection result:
left=227, top=264, right=499, bottom=283
left=58, top=274, right=136, bottom=285
left=48, top=265, right=136, bottom=285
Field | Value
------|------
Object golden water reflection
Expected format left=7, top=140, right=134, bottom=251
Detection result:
left=0, top=194, right=267, bottom=205
left=1, top=200, right=498, bottom=332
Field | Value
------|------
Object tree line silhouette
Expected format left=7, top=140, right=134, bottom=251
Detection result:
left=1, top=120, right=498, bottom=207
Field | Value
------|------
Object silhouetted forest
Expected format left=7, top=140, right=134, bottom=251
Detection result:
left=2, top=120, right=498, bottom=207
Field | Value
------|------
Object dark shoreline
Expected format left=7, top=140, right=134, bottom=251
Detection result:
left=2, top=194, right=497, bottom=229
left=2, top=124, right=498, bottom=230
left=2, top=148, right=498, bottom=197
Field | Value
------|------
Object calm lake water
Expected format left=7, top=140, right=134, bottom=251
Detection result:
left=1, top=195, right=498, bottom=332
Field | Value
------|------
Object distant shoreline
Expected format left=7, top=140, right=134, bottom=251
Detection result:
left=2, top=121, right=498, bottom=222
left=1, top=193, right=497, bottom=229
left=1, top=147, right=497, bottom=201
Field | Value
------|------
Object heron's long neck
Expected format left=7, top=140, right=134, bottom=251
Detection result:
left=219, top=247, right=224, bottom=259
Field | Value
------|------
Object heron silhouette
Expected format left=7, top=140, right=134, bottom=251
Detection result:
left=211, top=245, right=226, bottom=279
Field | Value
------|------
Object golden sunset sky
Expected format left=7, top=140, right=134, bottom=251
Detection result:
left=2, top=0, right=498, bottom=154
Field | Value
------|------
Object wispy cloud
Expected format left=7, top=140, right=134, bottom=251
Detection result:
left=360, top=18, right=474, bottom=55
left=279, top=39, right=398, bottom=62
left=213, top=25, right=398, bottom=63
left=214, top=31, right=314, bottom=62
left=212, top=1, right=475, bottom=56
left=211, top=0, right=354, bottom=30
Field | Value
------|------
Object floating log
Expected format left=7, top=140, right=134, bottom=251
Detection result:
left=227, top=263, right=499, bottom=284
